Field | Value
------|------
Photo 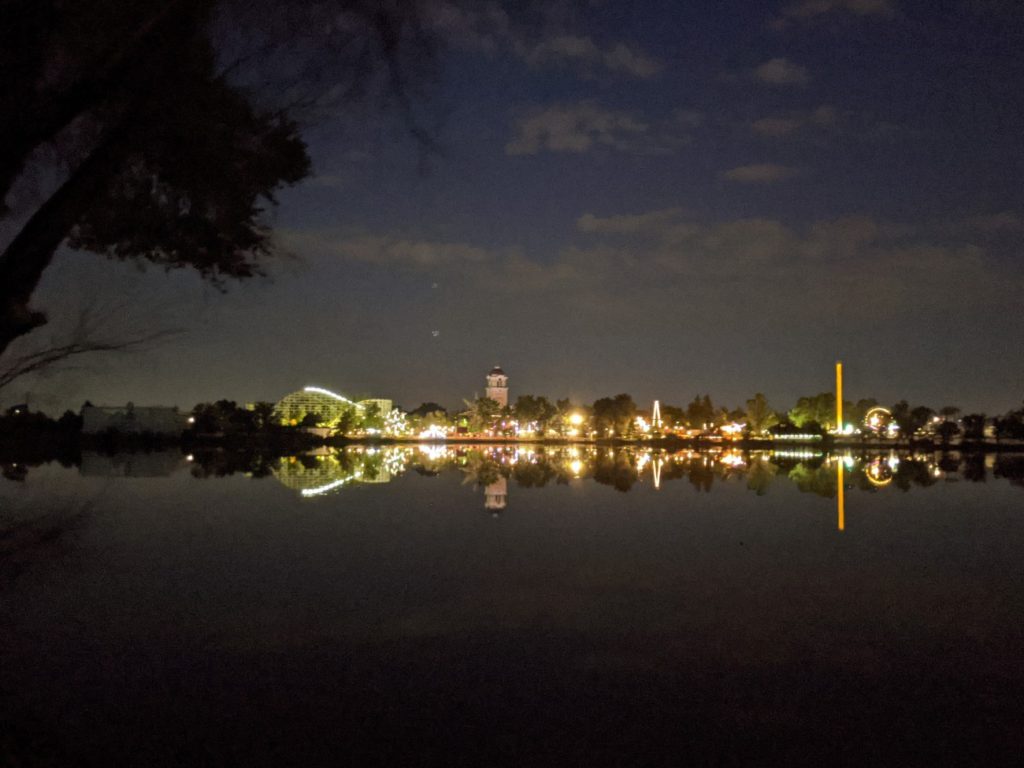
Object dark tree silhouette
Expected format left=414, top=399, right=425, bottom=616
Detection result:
left=891, top=400, right=935, bottom=442
left=0, top=1, right=307, bottom=357
left=0, top=0, right=447, bottom=360
left=591, top=394, right=637, bottom=436
left=960, top=413, right=986, bottom=441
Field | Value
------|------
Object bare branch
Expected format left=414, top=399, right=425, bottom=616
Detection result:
left=0, top=303, right=181, bottom=392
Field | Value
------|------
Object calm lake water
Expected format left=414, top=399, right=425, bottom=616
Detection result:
left=2, top=445, right=1023, bottom=766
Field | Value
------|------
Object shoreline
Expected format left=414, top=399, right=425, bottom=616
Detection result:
left=3, top=430, right=1024, bottom=466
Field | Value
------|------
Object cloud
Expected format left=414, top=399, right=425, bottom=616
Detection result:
left=966, top=212, right=1024, bottom=233
left=751, top=117, right=804, bottom=137
left=935, top=211, right=1024, bottom=238
left=505, top=102, right=697, bottom=156
left=722, top=163, right=799, bottom=183
left=780, top=0, right=896, bottom=21
left=577, top=208, right=688, bottom=234
left=505, top=103, right=645, bottom=155
left=419, top=4, right=661, bottom=80
left=275, top=210, right=1024, bottom=367
left=810, top=105, right=839, bottom=125
left=306, top=174, right=346, bottom=189
left=751, top=105, right=838, bottom=137
left=419, top=1, right=513, bottom=54
left=554, top=210, right=1021, bottom=324
left=753, top=57, right=810, bottom=85
left=522, top=35, right=662, bottom=79
left=672, top=109, right=705, bottom=128
left=602, top=42, right=664, bottom=78
left=283, top=232, right=501, bottom=269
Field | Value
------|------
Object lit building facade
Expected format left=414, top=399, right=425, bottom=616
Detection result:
left=485, top=366, right=509, bottom=407
left=274, top=386, right=393, bottom=427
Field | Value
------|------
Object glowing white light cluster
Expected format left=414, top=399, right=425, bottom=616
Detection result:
left=772, top=449, right=823, bottom=460
left=419, top=424, right=448, bottom=440
left=384, top=408, right=410, bottom=436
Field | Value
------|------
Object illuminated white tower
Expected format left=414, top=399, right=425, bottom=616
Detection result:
left=652, top=400, right=662, bottom=428
left=485, top=366, right=509, bottom=407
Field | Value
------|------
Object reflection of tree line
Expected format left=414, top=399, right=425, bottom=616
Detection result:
left=246, top=447, right=1024, bottom=498
left=7, top=445, right=1023, bottom=494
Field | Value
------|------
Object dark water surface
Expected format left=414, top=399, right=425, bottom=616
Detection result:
left=2, top=446, right=1023, bottom=766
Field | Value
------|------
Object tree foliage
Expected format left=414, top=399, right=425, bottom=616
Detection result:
left=788, top=392, right=836, bottom=430
left=591, top=394, right=637, bottom=436
left=465, top=397, right=502, bottom=433
left=0, top=0, right=447, bottom=360
left=513, top=395, right=557, bottom=431
left=744, top=393, right=779, bottom=435
left=890, top=401, right=935, bottom=441
left=961, top=413, right=987, bottom=441
left=684, top=395, right=717, bottom=429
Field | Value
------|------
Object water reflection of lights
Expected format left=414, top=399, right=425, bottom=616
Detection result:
left=771, top=449, right=823, bottom=460
left=301, top=475, right=360, bottom=497
left=418, top=444, right=451, bottom=461
left=865, top=459, right=893, bottom=487
left=719, top=452, right=745, bottom=468
left=381, top=449, right=408, bottom=476
left=837, top=461, right=845, bottom=531
left=266, top=446, right=962, bottom=512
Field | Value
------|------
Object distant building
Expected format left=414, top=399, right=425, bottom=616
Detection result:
left=81, top=403, right=187, bottom=435
left=485, top=366, right=509, bottom=407
left=274, top=386, right=394, bottom=426
left=358, top=398, right=394, bottom=417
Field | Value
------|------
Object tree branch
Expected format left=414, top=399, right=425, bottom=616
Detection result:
left=0, top=305, right=180, bottom=392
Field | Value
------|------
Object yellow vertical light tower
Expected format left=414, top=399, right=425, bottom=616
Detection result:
left=835, top=360, right=843, bottom=433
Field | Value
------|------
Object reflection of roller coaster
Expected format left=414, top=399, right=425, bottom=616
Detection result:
left=274, top=448, right=407, bottom=497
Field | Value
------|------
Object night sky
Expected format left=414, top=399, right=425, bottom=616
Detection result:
left=9, top=0, right=1024, bottom=414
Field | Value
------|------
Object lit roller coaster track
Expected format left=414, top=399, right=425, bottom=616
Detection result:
left=303, top=386, right=358, bottom=405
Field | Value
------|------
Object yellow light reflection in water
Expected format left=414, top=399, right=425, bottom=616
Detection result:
left=837, top=460, right=845, bottom=532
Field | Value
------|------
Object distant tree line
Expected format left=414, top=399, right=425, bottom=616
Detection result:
left=436, top=391, right=1024, bottom=444
left=4, top=392, right=1024, bottom=445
